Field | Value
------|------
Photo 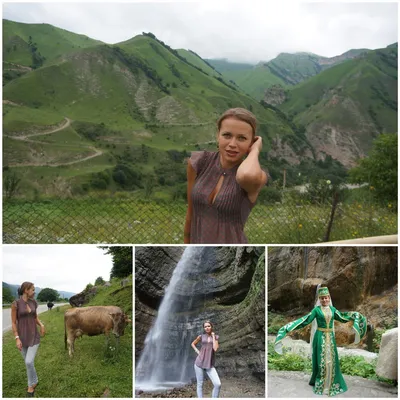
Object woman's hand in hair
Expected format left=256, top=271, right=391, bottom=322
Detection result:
left=248, top=136, right=262, bottom=154
left=16, top=338, right=22, bottom=351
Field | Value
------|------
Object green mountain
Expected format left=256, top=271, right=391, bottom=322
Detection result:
left=206, top=60, right=285, bottom=100
left=3, top=19, right=104, bottom=85
left=3, top=19, right=104, bottom=67
left=207, top=49, right=370, bottom=100
left=279, top=44, right=398, bottom=167
left=3, top=22, right=304, bottom=197
left=3, top=19, right=396, bottom=197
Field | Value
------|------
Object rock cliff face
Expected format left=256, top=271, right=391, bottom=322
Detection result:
left=268, top=247, right=398, bottom=345
left=135, top=246, right=265, bottom=380
left=263, top=84, right=286, bottom=106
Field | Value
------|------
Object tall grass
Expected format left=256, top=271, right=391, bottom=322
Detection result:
left=3, top=195, right=396, bottom=244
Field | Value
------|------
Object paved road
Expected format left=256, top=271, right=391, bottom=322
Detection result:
left=268, top=371, right=397, bottom=398
left=3, top=303, right=69, bottom=333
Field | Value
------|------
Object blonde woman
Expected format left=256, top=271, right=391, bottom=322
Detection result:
left=11, top=282, right=45, bottom=397
left=184, top=108, right=268, bottom=244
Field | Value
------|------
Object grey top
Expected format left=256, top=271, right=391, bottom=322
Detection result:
left=190, top=150, right=255, bottom=244
left=195, top=333, right=220, bottom=369
left=13, top=298, right=40, bottom=348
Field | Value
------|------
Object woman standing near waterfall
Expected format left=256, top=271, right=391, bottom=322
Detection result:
left=191, top=321, right=221, bottom=398
left=274, top=285, right=367, bottom=396
left=184, top=108, right=268, bottom=244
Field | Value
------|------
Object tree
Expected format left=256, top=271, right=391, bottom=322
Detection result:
left=95, top=276, right=105, bottom=286
left=4, top=171, right=21, bottom=200
left=37, top=288, right=59, bottom=302
left=144, top=174, right=155, bottom=199
left=99, top=246, right=132, bottom=279
left=3, top=286, right=14, bottom=303
left=349, top=134, right=397, bottom=203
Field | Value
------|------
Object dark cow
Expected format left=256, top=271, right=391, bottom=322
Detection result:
left=64, top=306, right=131, bottom=356
left=47, top=301, right=54, bottom=311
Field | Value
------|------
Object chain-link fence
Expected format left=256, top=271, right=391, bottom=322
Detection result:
left=3, top=190, right=396, bottom=244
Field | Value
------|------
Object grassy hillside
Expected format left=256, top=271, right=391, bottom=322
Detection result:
left=177, top=49, right=222, bottom=77
left=224, top=64, right=287, bottom=100
left=3, top=24, right=306, bottom=196
left=207, top=49, right=370, bottom=101
left=3, top=103, right=65, bottom=134
left=205, top=59, right=285, bottom=100
left=3, top=19, right=104, bottom=68
left=277, top=45, right=397, bottom=165
left=2, top=277, right=132, bottom=398
left=282, top=46, right=397, bottom=133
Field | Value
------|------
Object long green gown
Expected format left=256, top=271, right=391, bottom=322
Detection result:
left=274, top=305, right=367, bottom=397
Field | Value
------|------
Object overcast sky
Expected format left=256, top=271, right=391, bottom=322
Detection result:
left=2, top=1, right=398, bottom=63
left=2, top=246, right=124, bottom=293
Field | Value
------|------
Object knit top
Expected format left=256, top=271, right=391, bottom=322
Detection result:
left=13, top=298, right=40, bottom=347
left=195, top=333, right=220, bottom=369
left=189, top=151, right=256, bottom=244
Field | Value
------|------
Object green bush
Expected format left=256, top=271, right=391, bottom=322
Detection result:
left=268, top=342, right=312, bottom=372
left=349, top=134, right=397, bottom=204
left=258, top=186, right=283, bottom=204
left=340, top=356, right=375, bottom=378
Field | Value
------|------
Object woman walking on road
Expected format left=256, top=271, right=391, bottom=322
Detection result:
left=11, top=282, right=46, bottom=397
left=191, top=320, right=221, bottom=398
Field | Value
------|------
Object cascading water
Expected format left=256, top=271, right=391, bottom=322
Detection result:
left=136, top=246, right=213, bottom=392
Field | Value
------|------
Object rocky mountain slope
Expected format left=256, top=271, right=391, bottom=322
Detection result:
left=3, top=21, right=303, bottom=197
left=3, top=19, right=397, bottom=196
left=207, top=48, right=369, bottom=100
left=268, top=247, right=398, bottom=345
left=279, top=44, right=398, bottom=167
left=135, top=246, right=265, bottom=380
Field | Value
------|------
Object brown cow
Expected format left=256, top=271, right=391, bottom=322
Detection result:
left=64, top=306, right=131, bottom=356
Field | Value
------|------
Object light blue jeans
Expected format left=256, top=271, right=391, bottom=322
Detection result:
left=21, top=344, right=39, bottom=387
left=194, top=364, right=221, bottom=398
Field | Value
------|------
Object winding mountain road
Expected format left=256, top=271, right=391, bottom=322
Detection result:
left=5, top=115, right=103, bottom=167
left=11, top=117, right=72, bottom=139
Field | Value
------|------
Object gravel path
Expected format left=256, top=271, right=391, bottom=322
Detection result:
left=268, top=371, right=397, bottom=398
left=136, top=376, right=265, bottom=398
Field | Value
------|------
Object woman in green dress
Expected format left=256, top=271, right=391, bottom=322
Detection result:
left=274, top=286, right=367, bottom=396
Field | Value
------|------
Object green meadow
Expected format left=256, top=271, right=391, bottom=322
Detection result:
left=2, top=279, right=132, bottom=398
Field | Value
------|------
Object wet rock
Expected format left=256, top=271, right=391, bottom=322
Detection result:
left=135, top=247, right=265, bottom=380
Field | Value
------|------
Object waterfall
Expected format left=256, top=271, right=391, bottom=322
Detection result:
left=136, top=246, right=210, bottom=391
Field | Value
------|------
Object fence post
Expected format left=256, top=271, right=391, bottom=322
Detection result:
left=323, top=191, right=339, bottom=242
left=283, top=168, right=286, bottom=190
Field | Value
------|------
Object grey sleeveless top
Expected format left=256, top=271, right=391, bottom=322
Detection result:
left=190, top=151, right=255, bottom=244
left=13, top=298, right=40, bottom=347
left=195, top=333, right=219, bottom=369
